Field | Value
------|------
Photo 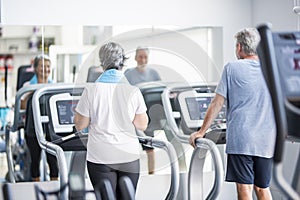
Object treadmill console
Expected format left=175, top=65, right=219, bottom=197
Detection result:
left=273, top=33, right=300, bottom=96
left=178, top=90, right=226, bottom=128
left=272, top=32, right=300, bottom=139
left=49, top=93, right=80, bottom=133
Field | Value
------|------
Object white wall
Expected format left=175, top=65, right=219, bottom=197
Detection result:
left=252, top=0, right=298, bottom=31
left=3, top=0, right=300, bottom=64
left=2, top=0, right=253, bottom=66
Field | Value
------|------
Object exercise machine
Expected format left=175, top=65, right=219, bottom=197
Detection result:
left=161, top=83, right=226, bottom=200
left=31, top=83, right=180, bottom=199
left=257, top=24, right=300, bottom=200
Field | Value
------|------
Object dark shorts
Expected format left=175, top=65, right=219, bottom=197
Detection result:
left=137, top=130, right=154, bottom=151
left=225, top=154, right=273, bottom=188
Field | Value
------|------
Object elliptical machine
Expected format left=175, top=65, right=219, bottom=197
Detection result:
left=257, top=24, right=300, bottom=200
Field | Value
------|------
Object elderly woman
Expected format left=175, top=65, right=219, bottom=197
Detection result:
left=22, top=54, right=58, bottom=182
left=75, top=42, right=148, bottom=199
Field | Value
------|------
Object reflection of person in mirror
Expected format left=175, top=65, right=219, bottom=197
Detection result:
left=22, top=54, right=58, bottom=182
left=125, top=46, right=161, bottom=175
left=21, top=54, right=53, bottom=109
left=189, top=28, right=276, bottom=200
left=124, top=46, right=161, bottom=85
left=75, top=42, right=148, bottom=199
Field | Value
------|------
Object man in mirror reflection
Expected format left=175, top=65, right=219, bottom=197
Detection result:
left=125, top=47, right=161, bottom=175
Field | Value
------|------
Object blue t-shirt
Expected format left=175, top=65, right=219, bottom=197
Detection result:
left=124, top=67, right=161, bottom=85
left=29, top=74, right=53, bottom=84
left=216, top=59, right=276, bottom=158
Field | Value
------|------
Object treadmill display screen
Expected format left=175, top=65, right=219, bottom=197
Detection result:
left=56, top=100, right=79, bottom=125
left=185, top=97, right=226, bottom=121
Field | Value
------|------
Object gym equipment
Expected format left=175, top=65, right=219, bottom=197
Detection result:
left=161, top=83, right=226, bottom=200
left=31, top=83, right=180, bottom=199
left=257, top=24, right=300, bottom=200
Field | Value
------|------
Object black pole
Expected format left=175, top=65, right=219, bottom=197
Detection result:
left=72, top=65, right=76, bottom=83
left=4, top=62, right=8, bottom=107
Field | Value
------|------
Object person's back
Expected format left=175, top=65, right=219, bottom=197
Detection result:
left=75, top=42, right=148, bottom=199
left=220, top=59, right=276, bottom=157
left=190, top=28, right=276, bottom=200
left=82, top=82, right=142, bottom=163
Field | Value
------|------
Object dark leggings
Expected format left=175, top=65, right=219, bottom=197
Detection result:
left=26, top=135, right=59, bottom=179
left=87, top=160, right=140, bottom=200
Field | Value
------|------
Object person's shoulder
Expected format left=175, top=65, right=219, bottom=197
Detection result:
left=124, top=67, right=136, bottom=75
left=22, top=81, right=30, bottom=87
left=226, top=60, right=241, bottom=67
left=147, top=67, right=158, bottom=72
left=224, top=60, right=245, bottom=71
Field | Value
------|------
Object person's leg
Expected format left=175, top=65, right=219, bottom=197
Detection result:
left=137, top=129, right=156, bottom=175
left=146, top=149, right=155, bottom=174
left=117, top=160, right=140, bottom=199
left=87, top=161, right=117, bottom=199
left=26, top=136, right=41, bottom=181
left=45, top=132, right=59, bottom=180
left=254, top=185, right=272, bottom=200
left=226, top=154, right=255, bottom=200
left=117, top=160, right=140, bottom=189
left=164, top=127, right=187, bottom=171
left=46, top=153, right=59, bottom=180
left=236, top=183, right=253, bottom=200
left=253, top=156, right=273, bottom=200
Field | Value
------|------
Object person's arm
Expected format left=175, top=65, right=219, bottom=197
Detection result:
left=21, top=96, right=29, bottom=109
left=74, top=112, right=90, bottom=131
left=133, top=113, right=148, bottom=131
left=189, top=93, right=225, bottom=148
left=20, top=82, right=31, bottom=109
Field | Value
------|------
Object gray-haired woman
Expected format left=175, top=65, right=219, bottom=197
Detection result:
left=75, top=42, right=148, bottom=199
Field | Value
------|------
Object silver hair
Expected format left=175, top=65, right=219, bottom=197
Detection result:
left=99, top=42, right=126, bottom=70
left=135, top=46, right=150, bottom=56
left=33, top=54, right=51, bottom=69
left=235, top=28, right=260, bottom=56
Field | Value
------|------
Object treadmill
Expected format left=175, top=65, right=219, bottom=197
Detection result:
left=30, top=83, right=180, bottom=200
left=7, top=84, right=48, bottom=183
left=257, top=24, right=300, bottom=200
left=161, top=83, right=226, bottom=200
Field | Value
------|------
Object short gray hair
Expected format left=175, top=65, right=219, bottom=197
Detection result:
left=135, top=46, right=150, bottom=56
left=33, top=54, right=51, bottom=69
left=99, top=42, right=127, bottom=70
left=235, top=28, right=260, bottom=55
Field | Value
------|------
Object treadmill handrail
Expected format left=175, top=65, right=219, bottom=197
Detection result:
left=189, top=138, right=224, bottom=200
left=12, top=84, right=48, bottom=132
left=162, top=85, right=224, bottom=200
left=32, top=83, right=87, bottom=200
left=162, top=87, right=188, bottom=143
left=138, top=136, right=180, bottom=200
left=6, top=84, right=48, bottom=183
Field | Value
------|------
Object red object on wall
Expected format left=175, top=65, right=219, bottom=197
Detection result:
left=0, top=54, right=14, bottom=72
